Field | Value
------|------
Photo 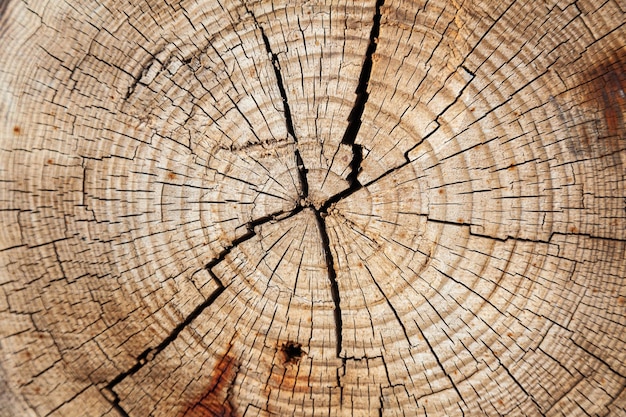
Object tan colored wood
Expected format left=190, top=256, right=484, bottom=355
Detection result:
left=0, top=0, right=624, bottom=416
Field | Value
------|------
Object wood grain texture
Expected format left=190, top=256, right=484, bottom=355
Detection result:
left=0, top=0, right=624, bottom=416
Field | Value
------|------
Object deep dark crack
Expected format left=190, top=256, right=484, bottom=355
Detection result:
left=313, top=210, right=343, bottom=357
left=247, top=0, right=387, bottom=362
left=103, top=277, right=226, bottom=416
left=253, top=13, right=309, bottom=201
left=321, top=0, right=384, bottom=213
left=247, top=6, right=348, bottom=360
left=107, top=3, right=389, bottom=404
left=340, top=0, right=384, bottom=180
left=102, top=207, right=301, bottom=408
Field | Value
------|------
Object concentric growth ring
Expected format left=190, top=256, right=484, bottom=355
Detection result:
left=0, top=1, right=624, bottom=417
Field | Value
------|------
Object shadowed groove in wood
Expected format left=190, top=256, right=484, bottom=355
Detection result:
left=248, top=6, right=310, bottom=201
left=0, top=0, right=8, bottom=22
left=313, top=209, right=343, bottom=358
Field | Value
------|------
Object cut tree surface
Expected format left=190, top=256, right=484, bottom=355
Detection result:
left=0, top=0, right=625, bottom=416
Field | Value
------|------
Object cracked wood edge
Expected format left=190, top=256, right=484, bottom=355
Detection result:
left=0, top=0, right=625, bottom=416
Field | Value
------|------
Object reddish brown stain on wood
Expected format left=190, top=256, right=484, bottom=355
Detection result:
left=596, top=57, right=625, bottom=136
left=581, top=50, right=625, bottom=150
left=13, top=126, right=20, bottom=135
left=182, top=349, right=238, bottom=417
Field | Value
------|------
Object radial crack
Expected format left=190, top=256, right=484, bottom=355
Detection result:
left=321, top=0, right=384, bottom=212
left=314, top=210, right=343, bottom=358
left=103, top=278, right=227, bottom=409
left=107, top=9, right=318, bottom=403
left=247, top=7, right=310, bottom=201
left=363, top=263, right=412, bottom=345
left=309, top=0, right=386, bottom=358
left=340, top=0, right=384, bottom=182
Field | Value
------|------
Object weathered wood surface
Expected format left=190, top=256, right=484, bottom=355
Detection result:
left=0, top=0, right=625, bottom=416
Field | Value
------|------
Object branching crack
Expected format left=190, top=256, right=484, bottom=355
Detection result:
left=322, top=0, right=384, bottom=212
left=106, top=4, right=398, bottom=406
left=324, top=61, right=476, bottom=212
left=102, top=206, right=302, bottom=409
left=246, top=4, right=352, bottom=361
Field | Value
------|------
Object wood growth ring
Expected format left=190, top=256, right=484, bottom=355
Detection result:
left=0, top=1, right=624, bottom=416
